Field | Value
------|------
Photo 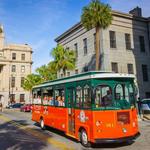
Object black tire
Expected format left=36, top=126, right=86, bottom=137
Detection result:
left=40, top=118, right=45, bottom=130
left=80, top=129, right=91, bottom=147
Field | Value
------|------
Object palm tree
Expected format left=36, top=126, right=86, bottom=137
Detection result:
left=36, top=63, right=57, bottom=81
left=51, top=45, right=76, bottom=77
left=22, top=74, right=43, bottom=91
left=81, top=0, right=112, bottom=70
left=23, top=61, right=57, bottom=91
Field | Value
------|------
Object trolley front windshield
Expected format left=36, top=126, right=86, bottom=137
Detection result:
left=94, top=78, right=136, bottom=110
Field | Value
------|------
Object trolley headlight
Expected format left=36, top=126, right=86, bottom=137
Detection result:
left=122, top=128, right=127, bottom=133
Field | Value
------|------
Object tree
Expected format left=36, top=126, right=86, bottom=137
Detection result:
left=51, top=45, right=76, bottom=77
left=81, top=0, right=112, bottom=70
left=23, top=62, right=57, bottom=92
left=36, top=63, right=57, bottom=81
left=22, top=74, right=43, bottom=91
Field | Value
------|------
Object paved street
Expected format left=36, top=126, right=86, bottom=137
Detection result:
left=0, top=109, right=150, bottom=150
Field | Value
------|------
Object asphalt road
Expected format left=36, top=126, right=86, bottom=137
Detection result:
left=0, top=109, right=150, bottom=150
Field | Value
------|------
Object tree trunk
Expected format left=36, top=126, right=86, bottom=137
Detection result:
left=63, top=69, right=66, bottom=77
left=95, top=26, right=100, bottom=70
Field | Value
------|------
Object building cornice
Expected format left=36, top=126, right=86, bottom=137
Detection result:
left=2, top=48, right=33, bottom=53
left=55, top=10, right=149, bottom=43
left=55, top=22, right=82, bottom=42
left=0, top=59, right=33, bottom=64
left=3, top=44, right=32, bottom=52
left=9, top=60, right=33, bottom=64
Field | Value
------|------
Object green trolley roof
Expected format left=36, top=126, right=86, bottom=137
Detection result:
left=33, top=71, right=135, bottom=89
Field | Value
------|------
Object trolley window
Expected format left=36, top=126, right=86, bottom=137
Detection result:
left=54, top=88, right=65, bottom=107
left=83, top=85, right=91, bottom=109
left=76, top=86, right=82, bottom=108
left=42, top=87, right=54, bottom=106
left=95, top=85, right=112, bottom=108
left=32, top=89, right=42, bottom=104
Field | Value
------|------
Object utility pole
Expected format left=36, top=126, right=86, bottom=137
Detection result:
left=8, top=76, right=11, bottom=104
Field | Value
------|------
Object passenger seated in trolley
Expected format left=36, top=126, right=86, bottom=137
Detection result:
left=49, top=96, right=54, bottom=106
left=44, top=95, right=48, bottom=100
left=102, top=90, right=112, bottom=106
left=55, top=96, right=59, bottom=106
left=61, top=96, right=65, bottom=106
left=59, top=96, right=65, bottom=106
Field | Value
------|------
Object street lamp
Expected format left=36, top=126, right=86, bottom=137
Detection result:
left=10, top=74, right=14, bottom=104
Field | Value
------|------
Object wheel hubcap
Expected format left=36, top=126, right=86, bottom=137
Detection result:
left=41, top=120, right=44, bottom=128
left=82, top=131, right=88, bottom=145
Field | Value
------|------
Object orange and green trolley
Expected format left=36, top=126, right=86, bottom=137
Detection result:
left=31, top=71, right=140, bottom=147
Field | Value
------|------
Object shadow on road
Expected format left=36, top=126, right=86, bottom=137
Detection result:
left=90, top=141, right=134, bottom=149
left=0, top=119, right=50, bottom=150
left=34, top=122, right=135, bottom=149
left=34, top=122, right=79, bottom=143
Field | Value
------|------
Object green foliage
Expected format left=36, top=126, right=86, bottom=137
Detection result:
left=81, top=0, right=113, bottom=30
left=81, top=0, right=112, bottom=70
left=36, top=63, right=57, bottom=81
left=22, top=74, right=43, bottom=91
left=51, top=45, right=76, bottom=76
left=23, top=36, right=76, bottom=92
left=23, top=61, right=57, bottom=91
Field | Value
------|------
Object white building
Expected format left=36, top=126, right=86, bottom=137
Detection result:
left=55, top=7, right=150, bottom=98
left=0, top=25, right=32, bottom=107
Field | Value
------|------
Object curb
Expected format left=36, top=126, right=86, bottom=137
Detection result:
left=143, top=115, right=150, bottom=120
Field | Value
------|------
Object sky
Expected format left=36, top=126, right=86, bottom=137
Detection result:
left=0, top=0, right=149, bottom=72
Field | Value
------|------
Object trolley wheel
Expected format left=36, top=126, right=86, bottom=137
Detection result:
left=80, top=129, right=91, bottom=147
left=40, top=118, right=45, bottom=130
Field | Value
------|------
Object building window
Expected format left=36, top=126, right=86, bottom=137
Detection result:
left=74, top=43, right=78, bottom=58
left=20, top=94, right=25, bottom=102
left=93, top=33, right=96, bottom=51
left=142, top=64, right=148, bottom=81
left=10, top=94, right=15, bottom=103
left=21, top=77, right=24, bottom=87
left=127, top=64, right=134, bottom=74
left=12, top=65, right=16, bottom=72
left=21, top=54, right=25, bottom=60
left=125, top=33, right=131, bottom=50
left=12, top=53, right=16, bottom=60
left=11, top=77, right=15, bottom=87
left=66, top=47, right=69, bottom=50
left=67, top=72, right=70, bottom=77
left=109, top=31, right=116, bottom=48
left=111, top=62, right=118, bottom=73
left=139, top=36, right=145, bottom=52
left=21, top=65, right=25, bottom=73
left=75, top=69, right=78, bottom=74
left=83, top=66, right=88, bottom=72
left=60, top=73, right=63, bottom=78
left=0, top=67, right=2, bottom=73
left=83, top=38, right=87, bottom=55
left=145, top=92, right=150, bottom=98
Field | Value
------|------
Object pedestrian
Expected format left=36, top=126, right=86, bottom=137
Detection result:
left=137, top=97, right=143, bottom=119
left=0, top=102, right=2, bottom=112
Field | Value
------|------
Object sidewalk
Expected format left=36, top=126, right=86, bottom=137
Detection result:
left=143, top=114, right=150, bottom=120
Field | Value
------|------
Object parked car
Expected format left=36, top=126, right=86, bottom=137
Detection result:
left=6, top=103, right=23, bottom=109
left=141, top=98, right=150, bottom=112
left=20, top=104, right=32, bottom=112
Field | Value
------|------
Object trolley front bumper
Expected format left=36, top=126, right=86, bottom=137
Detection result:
left=94, top=132, right=140, bottom=144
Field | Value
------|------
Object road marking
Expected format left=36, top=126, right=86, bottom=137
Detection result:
left=0, top=114, right=75, bottom=150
